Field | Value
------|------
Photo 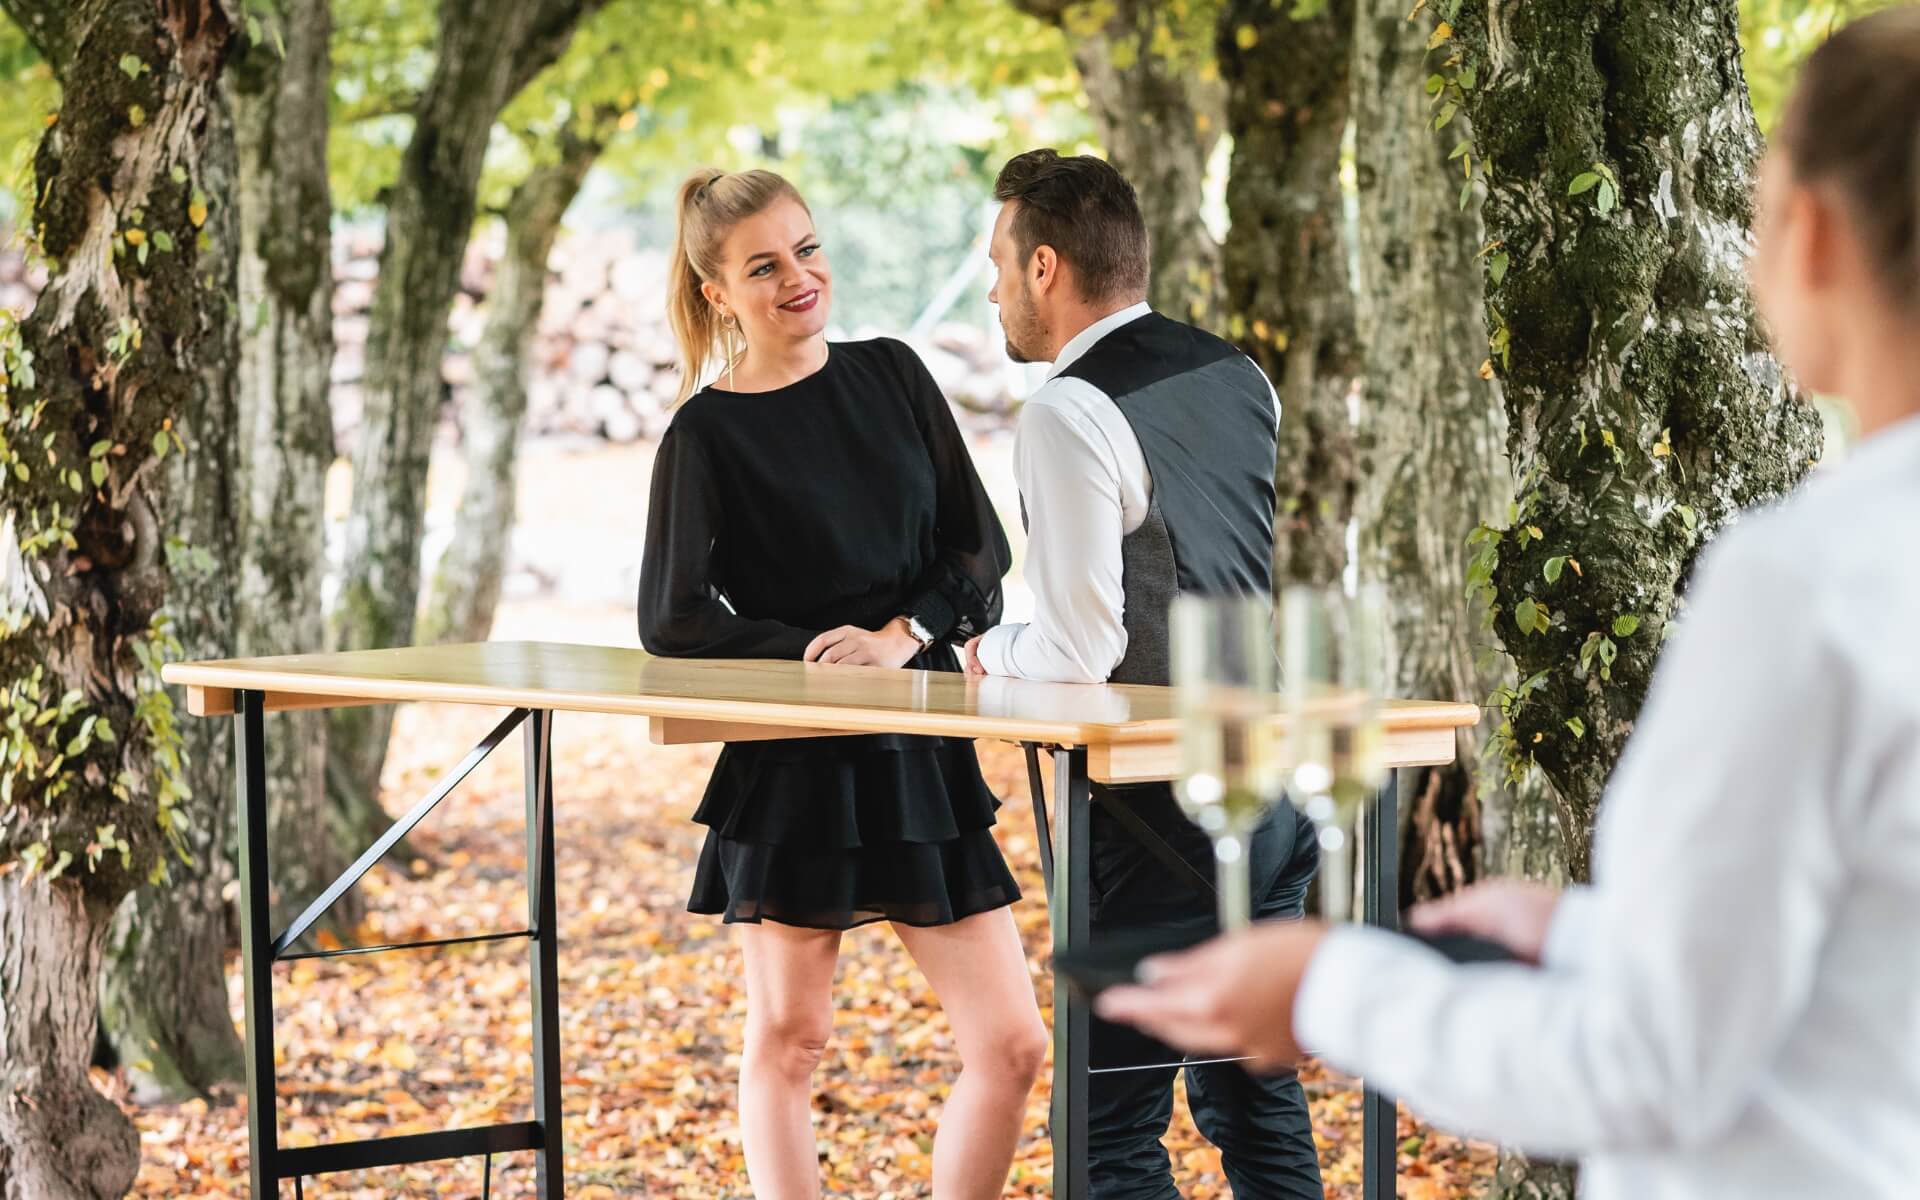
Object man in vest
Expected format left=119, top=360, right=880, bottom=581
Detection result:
left=964, top=149, right=1323, bottom=1199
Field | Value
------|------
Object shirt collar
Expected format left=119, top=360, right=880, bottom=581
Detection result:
left=1046, top=301, right=1153, bottom=381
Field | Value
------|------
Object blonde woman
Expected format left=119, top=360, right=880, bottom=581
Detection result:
left=637, top=168, right=1046, bottom=1200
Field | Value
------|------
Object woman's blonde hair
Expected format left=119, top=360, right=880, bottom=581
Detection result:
left=666, top=167, right=811, bottom=404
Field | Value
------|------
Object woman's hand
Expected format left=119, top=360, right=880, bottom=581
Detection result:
left=803, top=619, right=923, bottom=668
left=1406, top=878, right=1564, bottom=965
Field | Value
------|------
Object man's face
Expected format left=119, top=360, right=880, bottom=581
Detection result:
left=987, top=202, right=1047, bottom=364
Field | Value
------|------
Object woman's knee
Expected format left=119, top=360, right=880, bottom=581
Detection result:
left=968, top=1014, right=1049, bottom=1084
left=745, top=1008, right=833, bottom=1079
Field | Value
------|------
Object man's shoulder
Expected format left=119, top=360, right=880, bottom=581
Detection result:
left=1059, top=312, right=1260, bottom=399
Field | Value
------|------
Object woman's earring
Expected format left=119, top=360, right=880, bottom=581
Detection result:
left=722, top=313, right=739, bottom=390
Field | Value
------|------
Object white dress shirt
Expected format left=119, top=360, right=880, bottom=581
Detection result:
left=975, top=302, right=1280, bottom=684
left=1296, top=412, right=1920, bottom=1199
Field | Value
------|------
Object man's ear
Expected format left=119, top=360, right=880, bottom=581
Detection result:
left=1029, top=244, right=1060, bottom=297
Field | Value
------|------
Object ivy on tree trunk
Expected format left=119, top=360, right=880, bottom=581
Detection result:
left=1439, top=0, right=1822, bottom=881
left=0, top=0, right=239, bottom=1190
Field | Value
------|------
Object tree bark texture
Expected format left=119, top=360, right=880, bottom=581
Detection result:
left=221, top=0, right=357, bottom=942
left=0, top=0, right=239, bottom=1190
left=326, top=0, right=605, bottom=855
left=1442, top=0, right=1822, bottom=887
left=1349, top=0, right=1517, bottom=905
left=1009, top=0, right=1226, bottom=325
left=420, top=130, right=601, bottom=646
left=1218, top=0, right=1360, bottom=589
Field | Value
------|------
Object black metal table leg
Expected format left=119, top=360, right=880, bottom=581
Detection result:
left=1050, top=746, right=1092, bottom=1200
left=1022, top=742, right=1055, bottom=896
left=228, top=701, right=556, bottom=1191
left=526, top=710, right=565, bottom=1197
left=235, top=690, right=280, bottom=1197
left=1362, top=770, right=1401, bottom=1200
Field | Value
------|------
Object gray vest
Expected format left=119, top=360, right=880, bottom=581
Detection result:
left=1057, top=313, right=1278, bottom=686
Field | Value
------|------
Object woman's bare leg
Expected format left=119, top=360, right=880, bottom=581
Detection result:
left=895, top=907, right=1049, bottom=1199
left=736, top=921, right=844, bottom=1200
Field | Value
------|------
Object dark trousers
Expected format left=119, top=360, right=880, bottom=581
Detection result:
left=1086, top=784, right=1323, bottom=1200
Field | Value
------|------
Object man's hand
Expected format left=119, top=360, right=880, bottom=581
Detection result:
left=1407, top=878, right=1564, bottom=965
left=803, top=620, right=921, bottom=669
left=964, top=635, right=987, bottom=676
left=1095, top=921, right=1329, bottom=1069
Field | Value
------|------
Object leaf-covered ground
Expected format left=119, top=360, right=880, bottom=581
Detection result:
left=118, top=673, right=1495, bottom=1197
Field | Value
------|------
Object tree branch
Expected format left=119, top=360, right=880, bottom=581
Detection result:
left=505, top=0, right=614, bottom=99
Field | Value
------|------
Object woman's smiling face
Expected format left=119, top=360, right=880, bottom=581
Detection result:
left=702, top=196, right=833, bottom=351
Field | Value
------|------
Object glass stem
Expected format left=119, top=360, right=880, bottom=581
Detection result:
left=1317, top=814, right=1354, bottom=923
left=1215, top=833, right=1251, bottom=931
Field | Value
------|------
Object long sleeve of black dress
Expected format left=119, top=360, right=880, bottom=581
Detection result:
left=637, top=425, right=818, bottom=659
left=890, top=343, right=1012, bottom=645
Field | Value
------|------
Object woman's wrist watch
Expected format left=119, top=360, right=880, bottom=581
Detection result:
left=899, top=613, right=935, bottom=651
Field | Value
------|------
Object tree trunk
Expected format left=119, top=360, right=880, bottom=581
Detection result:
left=1349, top=0, right=1514, bottom=906
left=1440, top=0, right=1822, bottom=884
left=419, top=130, right=601, bottom=646
left=0, top=881, right=138, bottom=1199
left=1217, top=0, right=1360, bottom=589
left=0, top=0, right=239, bottom=1189
left=1009, top=0, right=1225, bottom=325
left=98, top=44, right=247, bottom=1103
left=326, top=0, right=603, bottom=855
left=222, top=0, right=356, bottom=940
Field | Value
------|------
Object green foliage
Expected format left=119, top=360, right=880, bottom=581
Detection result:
left=0, top=23, right=59, bottom=222
left=1739, top=0, right=1900, bottom=133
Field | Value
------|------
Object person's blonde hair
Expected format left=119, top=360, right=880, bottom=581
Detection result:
left=666, top=167, right=811, bottom=404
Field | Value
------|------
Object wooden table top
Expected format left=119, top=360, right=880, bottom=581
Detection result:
left=164, top=640, right=1479, bottom=749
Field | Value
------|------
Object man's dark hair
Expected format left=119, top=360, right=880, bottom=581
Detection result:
left=993, top=149, right=1150, bottom=303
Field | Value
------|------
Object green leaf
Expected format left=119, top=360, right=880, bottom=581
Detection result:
left=1598, top=637, right=1618, bottom=667
left=1514, top=598, right=1539, bottom=635
left=1459, top=179, right=1473, bottom=211
left=151, top=230, right=174, bottom=254
left=136, top=241, right=149, bottom=266
left=1434, top=102, right=1458, bottom=130
left=1489, top=251, right=1510, bottom=286
left=88, top=440, right=111, bottom=459
left=117, top=54, right=149, bottom=80
left=1425, top=74, right=1445, bottom=95
left=1612, top=614, right=1641, bottom=637
left=1449, top=140, right=1471, bottom=160
left=128, top=104, right=146, bottom=128
left=1676, top=504, right=1698, bottom=531
left=247, top=13, right=264, bottom=45
left=1565, top=716, right=1586, bottom=739
left=1568, top=171, right=1601, bottom=196
left=1459, top=64, right=1477, bottom=89
left=152, top=431, right=171, bottom=460
left=1544, top=556, right=1567, bottom=584
left=89, top=461, right=106, bottom=488
left=1596, top=181, right=1617, bottom=215
left=169, top=164, right=188, bottom=185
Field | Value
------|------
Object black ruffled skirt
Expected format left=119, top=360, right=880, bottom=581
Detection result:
left=686, top=715, right=1021, bottom=931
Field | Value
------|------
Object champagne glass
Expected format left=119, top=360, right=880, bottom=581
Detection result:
left=1171, top=594, right=1283, bottom=932
left=1279, top=585, right=1390, bottom=922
